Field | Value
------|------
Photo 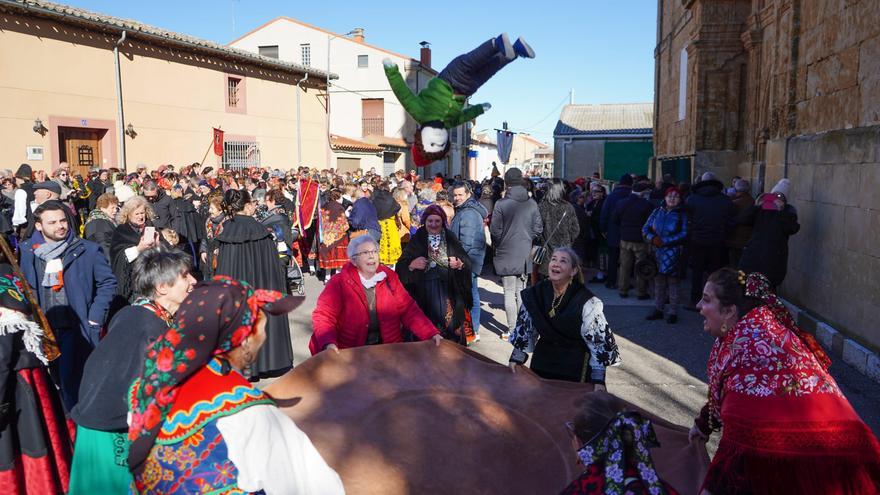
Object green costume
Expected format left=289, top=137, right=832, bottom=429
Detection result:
left=384, top=64, right=485, bottom=128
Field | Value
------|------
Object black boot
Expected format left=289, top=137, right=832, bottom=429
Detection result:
left=646, top=309, right=664, bottom=321
left=666, top=314, right=678, bottom=324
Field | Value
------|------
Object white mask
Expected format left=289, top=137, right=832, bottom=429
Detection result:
left=420, top=127, right=449, bottom=153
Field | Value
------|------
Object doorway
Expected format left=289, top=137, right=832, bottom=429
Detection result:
left=58, top=127, right=107, bottom=177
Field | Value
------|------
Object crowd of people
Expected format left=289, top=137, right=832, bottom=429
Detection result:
left=0, top=159, right=877, bottom=494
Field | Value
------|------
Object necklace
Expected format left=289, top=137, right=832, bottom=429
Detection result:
left=548, top=283, right=570, bottom=318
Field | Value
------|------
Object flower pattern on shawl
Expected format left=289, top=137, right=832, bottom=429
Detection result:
left=580, top=297, right=621, bottom=367
left=706, top=304, right=843, bottom=430
left=744, top=272, right=830, bottom=370
left=509, top=296, right=620, bottom=369
left=320, top=204, right=349, bottom=247
left=127, top=276, right=286, bottom=478
left=576, top=412, right=668, bottom=495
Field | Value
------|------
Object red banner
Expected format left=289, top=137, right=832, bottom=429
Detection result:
left=213, top=128, right=224, bottom=156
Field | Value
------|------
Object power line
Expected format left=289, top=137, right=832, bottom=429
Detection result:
left=509, top=93, right=569, bottom=132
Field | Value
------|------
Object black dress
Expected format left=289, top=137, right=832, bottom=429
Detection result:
left=0, top=269, right=72, bottom=492
left=109, top=222, right=145, bottom=300
left=396, top=228, right=473, bottom=345
left=215, top=214, right=293, bottom=379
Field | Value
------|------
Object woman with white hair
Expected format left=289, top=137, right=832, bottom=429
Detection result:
left=309, top=234, right=441, bottom=354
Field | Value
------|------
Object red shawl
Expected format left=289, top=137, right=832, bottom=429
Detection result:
left=703, top=305, right=880, bottom=494
left=297, top=179, right=319, bottom=230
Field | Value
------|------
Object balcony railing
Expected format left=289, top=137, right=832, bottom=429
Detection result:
left=362, top=117, right=384, bottom=137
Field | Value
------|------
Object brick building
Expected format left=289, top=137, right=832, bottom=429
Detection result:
left=653, top=0, right=880, bottom=352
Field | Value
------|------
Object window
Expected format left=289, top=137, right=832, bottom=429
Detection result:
left=228, top=77, right=241, bottom=107
left=222, top=141, right=260, bottom=170
left=362, top=99, right=384, bottom=136
left=225, top=75, right=246, bottom=113
left=258, top=45, right=279, bottom=59
left=358, top=55, right=369, bottom=68
left=301, top=44, right=311, bottom=66
left=678, top=47, right=688, bottom=121
left=451, top=125, right=459, bottom=144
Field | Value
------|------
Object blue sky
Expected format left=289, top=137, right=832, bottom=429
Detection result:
left=63, top=0, right=657, bottom=144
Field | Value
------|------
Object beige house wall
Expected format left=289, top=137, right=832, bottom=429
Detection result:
left=0, top=11, right=327, bottom=172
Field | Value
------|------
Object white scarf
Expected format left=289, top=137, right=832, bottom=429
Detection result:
left=0, top=310, right=48, bottom=365
left=359, top=271, right=387, bottom=289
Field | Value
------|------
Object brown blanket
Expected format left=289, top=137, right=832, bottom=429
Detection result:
left=265, top=341, right=709, bottom=494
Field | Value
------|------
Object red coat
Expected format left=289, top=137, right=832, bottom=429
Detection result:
left=309, top=263, right=437, bottom=354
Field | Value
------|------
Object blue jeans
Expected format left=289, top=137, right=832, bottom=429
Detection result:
left=439, top=37, right=513, bottom=96
left=471, top=272, right=481, bottom=335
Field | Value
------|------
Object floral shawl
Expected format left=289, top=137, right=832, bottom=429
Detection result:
left=127, top=277, right=286, bottom=476
left=574, top=412, right=668, bottom=495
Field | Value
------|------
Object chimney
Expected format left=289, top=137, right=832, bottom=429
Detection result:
left=419, top=41, right=431, bottom=69
left=351, top=27, right=365, bottom=43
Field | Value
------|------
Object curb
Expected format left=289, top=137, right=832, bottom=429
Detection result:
left=780, top=297, right=880, bottom=384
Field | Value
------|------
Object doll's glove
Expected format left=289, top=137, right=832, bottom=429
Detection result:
left=382, top=58, right=395, bottom=68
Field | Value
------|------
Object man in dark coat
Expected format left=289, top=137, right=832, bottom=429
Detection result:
left=490, top=168, right=543, bottom=339
left=685, top=172, right=736, bottom=306
left=611, top=182, right=655, bottom=298
left=141, top=180, right=173, bottom=229
left=450, top=181, right=488, bottom=340
left=19, top=201, right=117, bottom=411
left=599, top=174, right=633, bottom=290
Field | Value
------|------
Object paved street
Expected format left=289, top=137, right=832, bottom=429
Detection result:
left=283, top=271, right=880, bottom=449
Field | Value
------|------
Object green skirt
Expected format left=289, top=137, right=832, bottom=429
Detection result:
left=69, top=425, right=133, bottom=494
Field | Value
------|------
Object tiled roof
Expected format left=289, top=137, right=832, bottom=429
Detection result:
left=362, top=135, right=409, bottom=149
left=0, top=0, right=334, bottom=83
left=554, top=103, right=653, bottom=136
left=330, top=135, right=384, bottom=153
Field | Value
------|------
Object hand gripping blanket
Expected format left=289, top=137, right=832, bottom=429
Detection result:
left=265, top=341, right=709, bottom=494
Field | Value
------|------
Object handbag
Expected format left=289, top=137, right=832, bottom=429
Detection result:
left=532, top=209, right=569, bottom=265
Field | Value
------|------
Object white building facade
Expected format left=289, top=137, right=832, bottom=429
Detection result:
left=230, top=18, right=466, bottom=175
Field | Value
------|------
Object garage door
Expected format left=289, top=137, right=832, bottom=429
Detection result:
left=603, top=141, right=652, bottom=179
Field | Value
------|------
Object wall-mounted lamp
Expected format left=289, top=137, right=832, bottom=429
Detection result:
left=125, top=123, right=137, bottom=138
left=33, top=118, right=48, bottom=136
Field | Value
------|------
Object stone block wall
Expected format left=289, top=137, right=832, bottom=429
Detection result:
left=653, top=0, right=696, bottom=158
left=796, top=0, right=880, bottom=133
left=781, top=125, right=880, bottom=351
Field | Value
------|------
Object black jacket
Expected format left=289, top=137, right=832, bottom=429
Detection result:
left=686, top=180, right=736, bottom=246
left=738, top=205, right=800, bottom=287
left=84, top=216, right=115, bottom=261
left=71, top=305, right=168, bottom=431
left=148, top=191, right=174, bottom=229
left=611, top=194, right=654, bottom=243
left=371, top=189, right=400, bottom=221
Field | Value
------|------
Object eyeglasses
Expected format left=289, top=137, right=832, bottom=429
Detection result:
left=353, top=249, right=378, bottom=258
